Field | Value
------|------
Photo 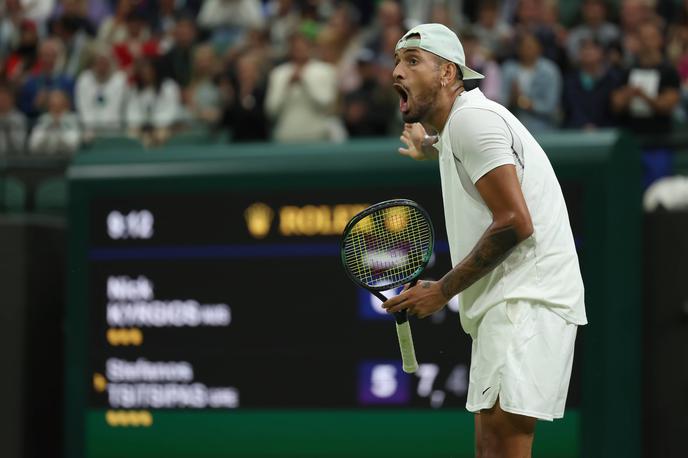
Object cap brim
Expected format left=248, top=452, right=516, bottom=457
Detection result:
left=460, top=64, right=484, bottom=80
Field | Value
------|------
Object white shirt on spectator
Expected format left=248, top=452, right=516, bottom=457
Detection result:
left=265, top=60, right=338, bottom=142
left=75, top=69, right=127, bottom=132
left=29, top=112, right=81, bottom=155
left=0, top=110, right=27, bottom=155
left=125, top=79, right=181, bottom=129
left=198, top=0, right=265, bottom=29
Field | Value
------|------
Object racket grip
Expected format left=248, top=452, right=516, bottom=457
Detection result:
left=396, top=320, right=419, bottom=373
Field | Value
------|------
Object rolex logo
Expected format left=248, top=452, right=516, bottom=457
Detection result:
left=245, top=203, right=274, bottom=239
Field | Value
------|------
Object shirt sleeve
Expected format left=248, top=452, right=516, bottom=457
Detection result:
left=447, top=107, right=516, bottom=184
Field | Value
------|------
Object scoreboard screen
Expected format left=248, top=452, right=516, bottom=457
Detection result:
left=67, top=141, right=598, bottom=458
left=86, top=188, right=474, bottom=413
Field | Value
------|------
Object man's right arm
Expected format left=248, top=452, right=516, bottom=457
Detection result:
left=398, top=122, right=438, bottom=160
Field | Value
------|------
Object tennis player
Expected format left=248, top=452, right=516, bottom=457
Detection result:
left=382, top=24, right=587, bottom=457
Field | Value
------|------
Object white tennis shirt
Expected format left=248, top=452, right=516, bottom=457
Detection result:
left=436, top=88, right=587, bottom=336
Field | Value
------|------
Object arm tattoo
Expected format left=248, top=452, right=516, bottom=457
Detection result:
left=440, top=224, right=520, bottom=300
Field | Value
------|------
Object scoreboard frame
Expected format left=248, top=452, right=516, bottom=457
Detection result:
left=67, top=133, right=641, bottom=458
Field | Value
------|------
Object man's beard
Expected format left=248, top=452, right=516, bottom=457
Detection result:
left=401, top=83, right=440, bottom=124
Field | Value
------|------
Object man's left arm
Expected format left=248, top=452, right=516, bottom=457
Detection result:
left=383, top=164, right=533, bottom=318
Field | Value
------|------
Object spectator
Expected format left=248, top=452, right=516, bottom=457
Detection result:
left=0, top=85, right=27, bottom=155
left=185, top=44, right=222, bottom=128
left=50, top=0, right=97, bottom=37
left=112, top=13, right=159, bottom=76
left=223, top=27, right=272, bottom=73
left=197, top=0, right=265, bottom=52
left=342, top=49, right=397, bottom=137
left=265, top=32, right=339, bottom=142
left=0, top=0, right=24, bottom=61
left=462, top=29, right=502, bottom=102
left=28, top=89, right=80, bottom=155
left=75, top=44, right=127, bottom=141
left=514, top=0, right=567, bottom=69
left=620, top=0, right=662, bottom=61
left=97, top=0, right=135, bottom=45
left=219, top=52, right=269, bottom=142
left=612, top=21, right=681, bottom=134
left=563, top=38, right=621, bottom=129
left=473, top=0, right=513, bottom=61
left=316, top=3, right=366, bottom=93
left=364, top=0, right=405, bottom=58
left=125, top=58, right=182, bottom=147
left=20, top=0, right=56, bottom=32
left=18, top=38, right=75, bottom=119
left=155, top=0, right=182, bottom=52
left=403, top=0, right=466, bottom=29
left=52, top=15, right=93, bottom=78
left=501, top=31, right=562, bottom=132
left=567, top=0, right=621, bottom=64
left=51, top=0, right=111, bottom=29
left=3, top=20, right=39, bottom=83
left=158, top=16, right=197, bottom=88
left=266, top=0, right=301, bottom=61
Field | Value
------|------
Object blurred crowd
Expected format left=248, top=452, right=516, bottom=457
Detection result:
left=1, top=0, right=688, bottom=154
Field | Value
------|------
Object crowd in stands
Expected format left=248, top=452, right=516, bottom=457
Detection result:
left=0, top=0, right=688, bottom=154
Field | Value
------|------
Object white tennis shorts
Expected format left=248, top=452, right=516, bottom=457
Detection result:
left=465, top=299, right=578, bottom=421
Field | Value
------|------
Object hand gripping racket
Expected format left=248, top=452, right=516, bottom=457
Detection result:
left=340, top=199, right=435, bottom=373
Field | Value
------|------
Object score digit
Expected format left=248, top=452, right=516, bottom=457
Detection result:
left=107, top=210, right=155, bottom=240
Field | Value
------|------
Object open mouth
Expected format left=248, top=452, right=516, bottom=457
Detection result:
left=393, top=83, right=410, bottom=113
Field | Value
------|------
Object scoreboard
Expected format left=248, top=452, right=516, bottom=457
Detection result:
left=87, top=189, right=473, bottom=413
left=64, top=136, right=639, bottom=458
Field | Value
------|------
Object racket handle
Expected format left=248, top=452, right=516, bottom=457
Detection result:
left=396, top=319, right=419, bottom=373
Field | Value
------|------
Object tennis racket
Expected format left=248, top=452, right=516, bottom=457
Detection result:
left=340, top=199, right=435, bottom=373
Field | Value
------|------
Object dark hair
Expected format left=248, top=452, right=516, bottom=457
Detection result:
left=132, top=58, right=163, bottom=92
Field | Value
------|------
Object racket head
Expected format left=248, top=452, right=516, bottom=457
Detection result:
left=340, top=199, right=435, bottom=292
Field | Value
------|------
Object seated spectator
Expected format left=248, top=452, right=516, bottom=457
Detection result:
left=566, top=0, right=621, bottom=64
left=0, top=0, right=24, bottom=62
left=98, top=0, right=135, bottom=45
left=514, top=0, right=567, bottom=70
left=51, top=0, right=111, bottom=30
left=343, top=49, right=397, bottom=137
left=266, top=0, right=301, bottom=62
left=125, top=58, right=182, bottom=147
left=3, top=20, right=39, bottom=83
left=158, top=16, right=197, bottom=89
left=219, top=52, right=269, bottom=142
left=472, top=0, right=513, bottom=61
left=52, top=15, right=93, bottom=78
left=620, top=0, right=662, bottom=61
left=50, top=0, right=97, bottom=37
left=29, top=89, right=80, bottom=155
left=21, top=0, right=56, bottom=31
left=111, top=12, right=159, bottom=76
left=154, top=0, right=181, bottom=52
left=563, top=38, right=621, bottom=129
left=197, top=0, right=265, bottom=52
left=0, top=84, right=27, bottom=155
left=612, top=21, right=681, bottom=134
left=18, top=38, right=75, bottom=119
left=363, top=0, right=405, bottom=58
left=462, top=29, right=502, bottom=102
left=316, top=3, right=365, bottom=94
left=265, top=32, right=339, bottom=142
left=185, top=44, right=222, bottom=128
left=75, top=44, right=127, bottom=141
left=501, top=32, right=562, bottom=132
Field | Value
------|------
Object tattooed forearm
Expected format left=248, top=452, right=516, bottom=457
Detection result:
left=440, top=224, right=520, bottom=299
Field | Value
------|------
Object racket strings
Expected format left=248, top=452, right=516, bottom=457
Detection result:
left=343, top=205, right=432, bottom=288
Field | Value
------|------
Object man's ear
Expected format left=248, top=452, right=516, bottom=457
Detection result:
left=441, top=62, right=457, bottom=86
